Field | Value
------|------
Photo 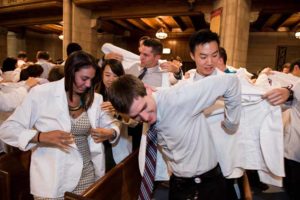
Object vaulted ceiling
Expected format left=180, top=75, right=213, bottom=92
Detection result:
left=0, top=0, right=299, bottom=38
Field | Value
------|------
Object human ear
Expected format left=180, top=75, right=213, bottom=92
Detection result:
left=190, top=52, right=195, bottom=61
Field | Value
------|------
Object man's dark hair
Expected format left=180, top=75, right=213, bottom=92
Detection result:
left=143, top=38, right=163, bottom=55
left=64, top=50, right=100, bottom=109
left=1, top=57, right=17, bottom=72
left=189, top=29, right=220, bottom=54
left=108, top=74, right=146, bottom=113
left=66, top=43, right=82, bottom=56
left=219, top=47, right=227, bottom=65
left=17, top=52, right=27, bottom=59
left=48, top=65, right=64, bottom=82
left=36, top=51, right=50, bottom=60
left=20, top=64, right=44, bottom=81
left=139, top=36, right=151, bottom=44
left=289, top=58, right=300, bottom=72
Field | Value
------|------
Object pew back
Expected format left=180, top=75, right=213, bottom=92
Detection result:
left=0, top=150, right=32, bottom=200
left=65, top=150, right=141, bottom=200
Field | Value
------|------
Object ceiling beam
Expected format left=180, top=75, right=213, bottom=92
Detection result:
left=126, top=19, right=150, bottom=31
left=271, top=13, right=293, bottom=31
left=251, top=0, right=300, bottom=13
left=92, top=3, right=211, bottom=20
left=250, top=12, right=272, bottom=31
left=98, top=20, right=127, bottom=35
left=189, top=14, right=209, bottom=31
left=173, top=16, right=187, bottom=32
left=0, top=0, right=62, bottom=14
left=0, top=15, right=61, bottom=27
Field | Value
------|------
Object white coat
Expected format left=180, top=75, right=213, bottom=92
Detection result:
left=0, top=79, right=120, bottom=198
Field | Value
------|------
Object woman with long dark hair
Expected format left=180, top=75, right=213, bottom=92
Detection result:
left=97, top=59, right=135, bottom=171
left=0, top=51, right=119, bottom=199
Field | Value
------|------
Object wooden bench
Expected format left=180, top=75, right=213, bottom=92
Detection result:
left=0, top=149, right=32, bottom=200
left=65, top=150, right=141, bottom=200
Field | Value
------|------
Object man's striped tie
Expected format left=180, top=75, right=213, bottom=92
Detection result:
left=138, top=67, right=147, bottom=80
left=138, top=124, right=158, bottom=200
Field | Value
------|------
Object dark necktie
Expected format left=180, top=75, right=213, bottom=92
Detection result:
left=138, top=124, right=158, bottom=200
left=138, top=67, right=147, bottom=80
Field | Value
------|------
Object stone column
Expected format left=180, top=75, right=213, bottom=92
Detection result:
left=0, top=27, right=7, bottom=63
left=7, top=32, right=17, bottom=58
left=72, top=4, right=98, bottom=56
left=63, top=0, right=72, bottom=59
left=212, top=0, right=251, bottom=68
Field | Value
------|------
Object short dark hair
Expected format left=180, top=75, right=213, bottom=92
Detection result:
left=17, top=52, right=27, bottom=59
left=189, top=29, right=220, bottom=54
left=48, top=65, right=64, bottom=82
left=139, top=36, right=151, bottom=44
left=219, top=47, right=227, bottom=65
left=98, top=59, right=125, bottom=100
left=1, top=57, right=17, bottom=72
left=19, top=64, right=44, bottom=81
left=66, top=43, right=82, bottom=56
left=289, top=58, right=300, bottom=72
left=64, top=50, right=100, bottom=110
left=37, top=51, right=50, bottom=60
left=143, top=38, right=163, bottom=55
left=108, top=74, right=146, bottom=113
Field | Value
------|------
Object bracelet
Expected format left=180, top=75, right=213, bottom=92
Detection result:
left=283, top=85, right=294, bottom=102
left=112, top=130, right=117, bottom=140
left=37, top=132, right=41, bottom=143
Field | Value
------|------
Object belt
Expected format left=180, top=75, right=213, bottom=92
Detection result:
left=171, top=164, right=222, bottom=184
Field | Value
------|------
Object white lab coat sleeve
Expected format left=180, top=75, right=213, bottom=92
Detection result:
left=0, top=86, right=28, bottom=112
left=98, top=109, right=120, bottom=144
left=0, top=88, right=39, bottom=151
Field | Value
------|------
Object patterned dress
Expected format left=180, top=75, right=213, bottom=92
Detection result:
left=35, top=112, right=95, bottom=200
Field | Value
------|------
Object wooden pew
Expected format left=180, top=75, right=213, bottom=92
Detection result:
left=65, top=150, right=141, bottom=200
left=0, top=149, right=32, bottom=200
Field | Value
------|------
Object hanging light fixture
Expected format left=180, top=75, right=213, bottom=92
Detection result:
left=156, top=28, right=168, bottom=39
left=58, top=34, right=63, bottom=40
left=295, top=31, right=300, bottom=39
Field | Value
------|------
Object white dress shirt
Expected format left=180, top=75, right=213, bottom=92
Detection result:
left=36, top=59, right=55, bottom=79
left=154, top=74, right=241, bottom=177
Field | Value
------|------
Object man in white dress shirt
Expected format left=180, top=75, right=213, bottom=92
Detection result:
left=36, top=51, right=55, bottom=79
left=108, top=74, right=241, bottom=200
left=126, top=38, right=182, bottom=196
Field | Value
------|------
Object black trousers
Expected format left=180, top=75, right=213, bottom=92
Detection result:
left=169, top=165, right=228, bottom=200
left=283, top=158, right=300, bottom=200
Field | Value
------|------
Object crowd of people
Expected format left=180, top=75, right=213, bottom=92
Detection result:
left=0, top=29, right=299, bottom=200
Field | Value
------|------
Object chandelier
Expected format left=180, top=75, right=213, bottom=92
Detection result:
left=155, top=28, right=168, bottom=39
left=295, top=31, right=300, bottom=39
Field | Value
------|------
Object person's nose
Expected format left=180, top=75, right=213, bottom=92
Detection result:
left=207, top=56, right=212, bottom=65
left=139, top=111, right=149, bottom=122
left=85, top=79, right=92, bottom=88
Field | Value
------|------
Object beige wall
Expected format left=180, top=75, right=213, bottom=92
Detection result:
left=7, top=31, right=62, bottom=63
left=26, top=31, right=62, bottom=63
left=246, top=32, right=300, bottom=73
